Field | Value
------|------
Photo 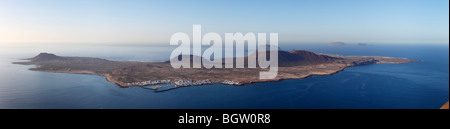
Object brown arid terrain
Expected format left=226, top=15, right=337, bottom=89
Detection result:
left=14, top=50, right=419, bottom=91
left=441, top=101, right=449, bottom=109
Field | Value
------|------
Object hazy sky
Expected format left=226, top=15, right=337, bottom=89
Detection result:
left=0, top=0, right=448, bottom=44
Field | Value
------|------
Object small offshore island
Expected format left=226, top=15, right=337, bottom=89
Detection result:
left=14, top=50, right=419, bottom=92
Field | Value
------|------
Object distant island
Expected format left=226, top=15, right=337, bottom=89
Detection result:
left=330, top=42, right=368, bottom=46
left=14, top=50, right=418, bottom=91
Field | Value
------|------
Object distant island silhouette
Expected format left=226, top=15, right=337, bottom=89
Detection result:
left=330, top=42, right=368, bottom=46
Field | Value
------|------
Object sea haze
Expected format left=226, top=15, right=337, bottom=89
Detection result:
left=0, top=43, right=448, bottom=109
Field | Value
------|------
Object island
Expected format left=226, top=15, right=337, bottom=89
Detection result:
left=14, top=50, right=419, bottom=92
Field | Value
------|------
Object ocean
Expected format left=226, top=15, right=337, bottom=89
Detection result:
left=0, top=43, right=448, bottom=109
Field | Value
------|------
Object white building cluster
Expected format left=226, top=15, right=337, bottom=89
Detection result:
left=127, top=79, right=241, bottom=87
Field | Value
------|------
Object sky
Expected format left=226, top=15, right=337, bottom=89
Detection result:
left=0, top=0, right=448, bottom=44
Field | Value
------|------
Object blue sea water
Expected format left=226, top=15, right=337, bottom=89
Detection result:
left=0, top=43, right=448, bottom=109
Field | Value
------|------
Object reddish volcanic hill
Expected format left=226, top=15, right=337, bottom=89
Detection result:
left=279, top=50, right=338, bottom=66
left=250, top=50, right=339, bottom=67
left=169, top=50, right=340, bottom=67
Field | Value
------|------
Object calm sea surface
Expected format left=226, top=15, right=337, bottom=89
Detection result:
left=0, top=43, right=448, bottom=109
